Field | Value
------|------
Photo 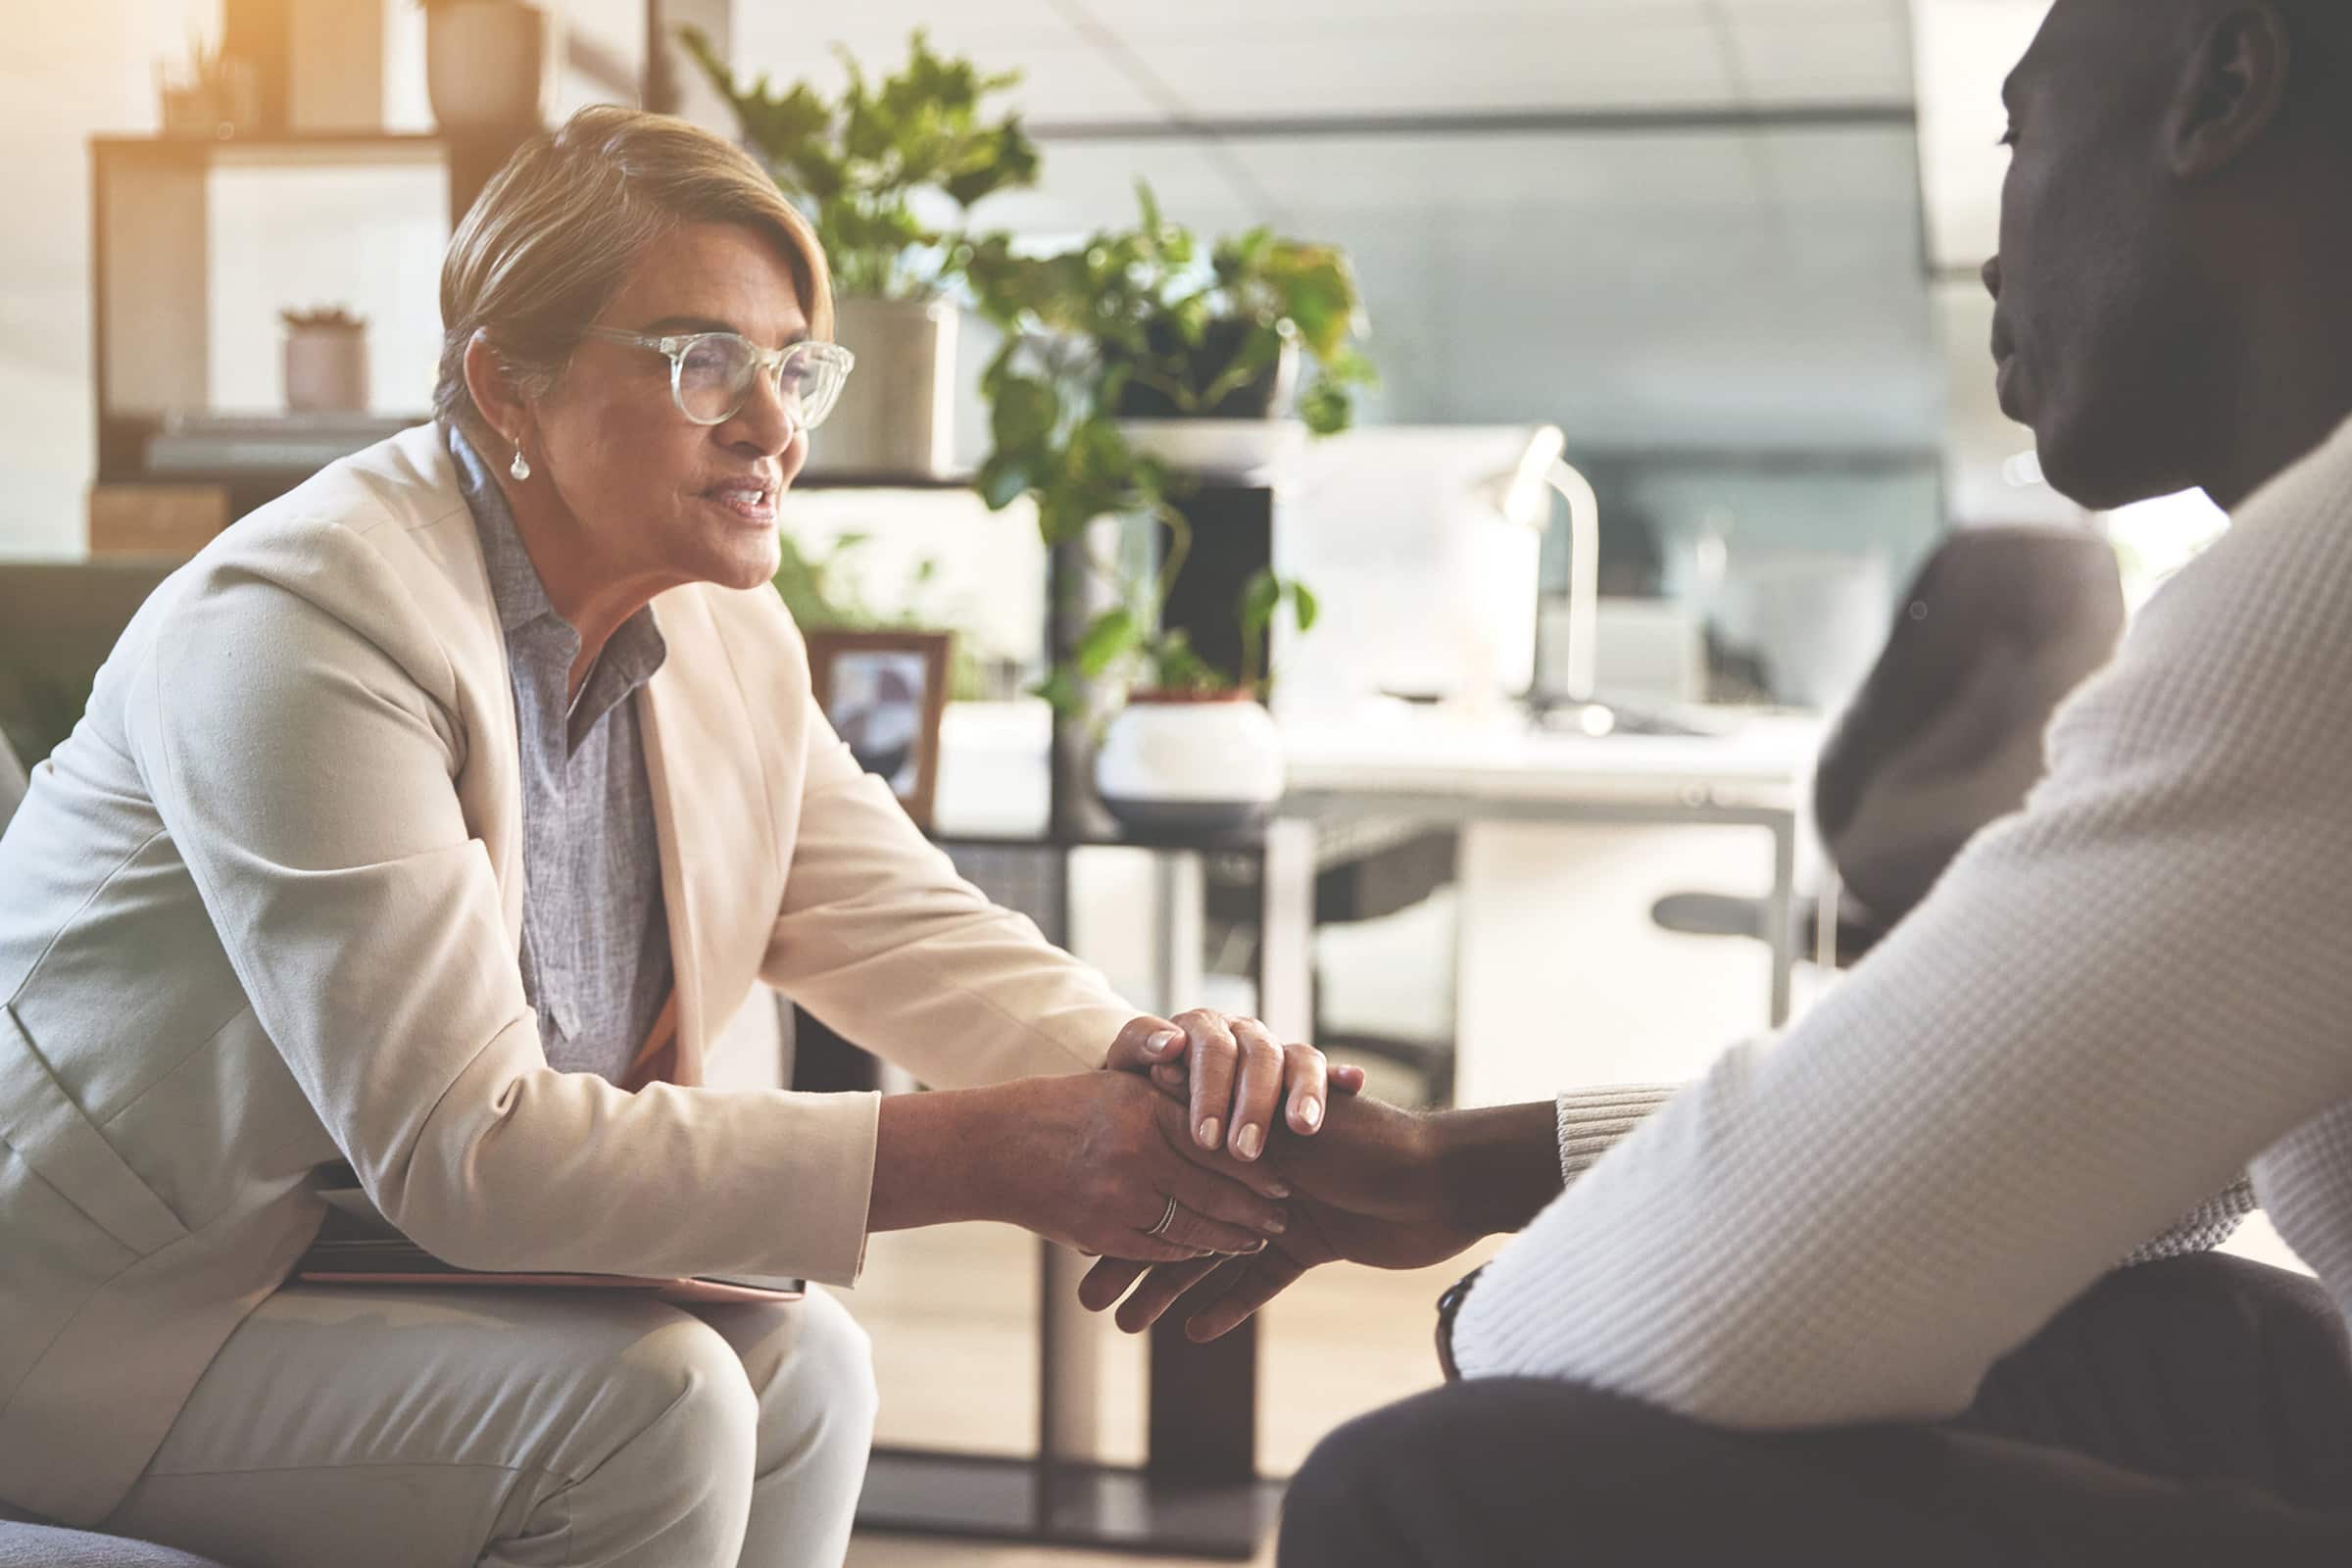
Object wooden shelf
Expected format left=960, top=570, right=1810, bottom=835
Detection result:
left=92, top=131, right=457, bottom=165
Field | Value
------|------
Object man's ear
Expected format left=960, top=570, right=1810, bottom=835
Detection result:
left=461, top=330, right=530, bottom=450
left=2168, top=3, right=2295, bottom=180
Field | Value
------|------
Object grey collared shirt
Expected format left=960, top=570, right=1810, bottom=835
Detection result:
left=450, top=426, right=674, bottom=1084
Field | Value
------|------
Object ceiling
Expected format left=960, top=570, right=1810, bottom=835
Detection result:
left=737, top=1, right=1916, bottom=131
left=733, top=0, right=1942, bottom=453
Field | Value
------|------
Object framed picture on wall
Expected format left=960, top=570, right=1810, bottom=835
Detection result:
left=803, top=629, right=954, bottom=831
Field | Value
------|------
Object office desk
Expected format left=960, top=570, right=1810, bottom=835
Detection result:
left=1282, top=710, right=1826, bottom=1033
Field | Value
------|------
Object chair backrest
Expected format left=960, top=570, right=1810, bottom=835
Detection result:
left=0, top=726, right=25, bottom=836
left=1813, top=525, right=2127, bottom=922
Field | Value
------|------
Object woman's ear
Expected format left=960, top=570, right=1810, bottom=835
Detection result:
left=461, top=330, right=530, bottom=450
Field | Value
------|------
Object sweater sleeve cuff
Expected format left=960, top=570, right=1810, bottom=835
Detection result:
left=1555, top=1086, right=1681, bottom=1184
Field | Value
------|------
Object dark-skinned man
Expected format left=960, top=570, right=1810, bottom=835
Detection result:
left=1092, top=3, right=2352, bottom=1561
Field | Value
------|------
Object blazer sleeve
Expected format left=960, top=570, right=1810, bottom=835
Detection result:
left=134, top=530, right=882, bottom=1286
left=759, top=680, right=1135, bottom=1087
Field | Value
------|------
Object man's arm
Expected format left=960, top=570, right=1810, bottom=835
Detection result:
left=1450, top=474, right=2352, bottom=1426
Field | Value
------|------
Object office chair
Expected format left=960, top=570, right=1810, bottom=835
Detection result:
left=1654, top=525, right=2129, bottom=964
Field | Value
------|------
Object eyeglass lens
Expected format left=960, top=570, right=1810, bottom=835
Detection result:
left=676, top=337, right=847, bottom=428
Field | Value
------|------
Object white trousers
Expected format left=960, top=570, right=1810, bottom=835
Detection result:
left=91, top=1284, right=878, bottom=1568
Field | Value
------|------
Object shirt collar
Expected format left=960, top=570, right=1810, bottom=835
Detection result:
left=446, top=422, right=669, bottom=690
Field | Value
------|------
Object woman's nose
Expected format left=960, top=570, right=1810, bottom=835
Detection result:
left=726, top=366, right=799, bottom=454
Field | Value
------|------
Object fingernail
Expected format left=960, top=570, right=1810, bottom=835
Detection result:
left=1300, top=1098, right=1323, bottom=1130
left=1150, top=1029, right=1184, bottom=1055
left=1263, top=1210, right=1288, bottom=1236
left=1268, top=1181, right=1292, bottom=1199
left=1199, top=1117, right=1222, bottom=1150
left=1235, top=1123, right=1263, bottom=1161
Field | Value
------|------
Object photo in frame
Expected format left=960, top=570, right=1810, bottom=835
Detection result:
left=803, top=629, right=953, bottom=831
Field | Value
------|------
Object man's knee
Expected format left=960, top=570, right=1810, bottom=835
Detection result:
left=1281, top=1378, right=1723, bottom=1567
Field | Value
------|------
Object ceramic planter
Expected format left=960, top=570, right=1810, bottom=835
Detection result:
left=283, top=324, right=368, bottom=413
left=806, top=296, right=959, bottom=478
left=1095, top=691, right=1285, bottom=832
left=425, top=0, right=553, bottom=133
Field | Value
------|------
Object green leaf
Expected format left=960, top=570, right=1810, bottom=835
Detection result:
left=1032, top=665, right=1086, bottom=718
left=1299, top=377, right=1353, bottom=436
left=1239, top=566, right=1283, bottom=637
left=975, top=453, right=1034, bottom=511
left=1291, top=580, right=1321, bottom=635
left=1075, top=607, right=1141, bottom=677
left=989, top=374, right=1059, bottom=447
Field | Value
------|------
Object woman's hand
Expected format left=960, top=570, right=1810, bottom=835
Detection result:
left=1102, top=1012, right=1367, bottom=1163
left=872, top=1071, right=1298, bottom=1263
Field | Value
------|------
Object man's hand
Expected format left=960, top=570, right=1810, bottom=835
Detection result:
left=1076, top=1093, right=1562, bottom=1338
left=1102, top=1011, right=1366, bottom=1163
left=1080, top=1190, right=1486, bottom=1341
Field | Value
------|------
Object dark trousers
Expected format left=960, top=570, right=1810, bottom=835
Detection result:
left=1280, top=1254, right=2352, bottom=1566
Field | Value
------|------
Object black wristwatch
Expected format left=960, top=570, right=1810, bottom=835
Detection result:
left=1434, top=1265, right=1486, bottom=1381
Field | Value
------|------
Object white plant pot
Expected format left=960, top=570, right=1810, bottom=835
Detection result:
left=1095, top=694, right=1286, bottom=833
left=425, top=0, right=553, bottom=133
left=1114, top=417, right=1307, bottom=482
left=807, top=296, right=959, bottom=478
left=283, top=326, right=368, bottom=413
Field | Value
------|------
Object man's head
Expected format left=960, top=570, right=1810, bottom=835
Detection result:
left=1986, top=0, right=2352, bottom=510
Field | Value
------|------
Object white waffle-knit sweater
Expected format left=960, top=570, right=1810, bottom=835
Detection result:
left=1453, top=411, right=2352, bottom=1426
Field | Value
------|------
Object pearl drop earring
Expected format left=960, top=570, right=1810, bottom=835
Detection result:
left=510, top=444, right=531, bottom=481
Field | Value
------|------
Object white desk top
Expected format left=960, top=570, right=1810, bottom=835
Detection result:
left=930, top=702, right=1825, bottom=835
left=1279, top=708, right=1824, bottom=812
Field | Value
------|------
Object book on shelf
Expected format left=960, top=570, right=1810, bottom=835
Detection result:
left=145, top=412, right=428, bottom=474
left=297, top=1173, right=805, bottom=1306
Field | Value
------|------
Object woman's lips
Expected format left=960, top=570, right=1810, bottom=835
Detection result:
left=704, top=486, right=777, bottom=524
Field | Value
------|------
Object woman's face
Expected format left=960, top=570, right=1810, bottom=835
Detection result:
left=525, top=221, right=812, bottom=595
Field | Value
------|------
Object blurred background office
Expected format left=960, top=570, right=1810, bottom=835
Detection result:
left=0, top=3, right=2259, bottom=1564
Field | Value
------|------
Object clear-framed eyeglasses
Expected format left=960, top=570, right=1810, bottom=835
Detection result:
left=580, top=326, right=856, bottom=429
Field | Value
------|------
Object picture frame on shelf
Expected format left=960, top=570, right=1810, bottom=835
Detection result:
left=803, top=628, right=953, bottom=831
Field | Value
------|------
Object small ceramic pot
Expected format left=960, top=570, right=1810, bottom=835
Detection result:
left=425, top=0, right=553, bottom=133
left=283, top=324, right=368, bottom=413
left=1095, top=691, right=1285, bottom=833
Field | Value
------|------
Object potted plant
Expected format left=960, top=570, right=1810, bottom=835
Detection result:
left=1080, top=567, right=1320, bottom=831
left=968, top=183, right=1374, bottom=486
left=964, top=190, right=1362, bottom=829
left=419, top=0, right=553, bottom=134
left=683, top=28, right=1040, bottom=477
left=280, top=305, right=369, bottom=414
left=156, top=30, right=258, bottom=137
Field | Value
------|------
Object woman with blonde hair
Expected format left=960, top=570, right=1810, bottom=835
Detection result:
left=0, top=106, right=1344, bottom=1567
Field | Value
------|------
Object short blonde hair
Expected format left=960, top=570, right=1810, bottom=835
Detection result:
left=433, top=105, right=834, bottom=445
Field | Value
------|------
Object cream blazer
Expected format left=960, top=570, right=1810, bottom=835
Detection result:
left=0, top=423, right=1130, bottom=1526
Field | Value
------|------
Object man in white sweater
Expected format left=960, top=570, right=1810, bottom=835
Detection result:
left=1080, top=0, right=2352, bottom=1559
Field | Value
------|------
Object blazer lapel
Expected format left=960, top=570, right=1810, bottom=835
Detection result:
left=637, top=635, right=713, bottom=1086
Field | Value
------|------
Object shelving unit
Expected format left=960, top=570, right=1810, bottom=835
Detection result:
left=87, top=128, right=531, bottom=548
